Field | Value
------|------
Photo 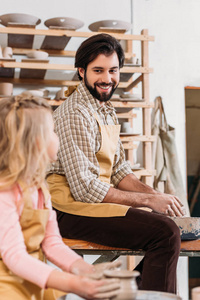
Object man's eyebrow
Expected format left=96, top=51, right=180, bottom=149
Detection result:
left=91, top=66, right=119, bottom=69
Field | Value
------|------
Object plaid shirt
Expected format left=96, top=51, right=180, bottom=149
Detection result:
left=48, top=81, right=133, bottom=203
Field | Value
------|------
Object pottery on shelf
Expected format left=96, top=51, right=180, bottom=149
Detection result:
left=103, top=269, right=140, bottom=300
left=0, top=82, right=13, bottom=96
left=20, top=89, right=49, bottom=98
left=2, top=47, right=13, bottom=58
left=27, top=50, right=49, bottom=60
left=88, top=19, right=131, bottom=32
left=44, top=17, right=84, bottom=30
left=0, top=13, right=41, bottom=27
left=55, top=87, right=68, bottom=100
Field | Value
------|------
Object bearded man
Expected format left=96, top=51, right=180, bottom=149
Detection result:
left=47, top=34, right=184, bottom=293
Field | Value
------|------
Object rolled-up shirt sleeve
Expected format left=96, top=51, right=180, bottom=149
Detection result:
left=111, top=139, right=133, bottom=187
left=55, top=110, right=110, bottom=203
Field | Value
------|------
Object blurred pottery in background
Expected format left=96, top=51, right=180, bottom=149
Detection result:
left=2, top=47, right=13, bottom=58
left=20, top=89, right=49, bottom=98
left=44, top=17, right=84, bottom=30
left=88, top=19, right=131, bottom=32
left=27, top=50, right=49, bottom=60
left=0, top=13, right=41, bottom=27
left=0, top=82, right=13, bottom=96
left=55, top=87, right=68, bottom=100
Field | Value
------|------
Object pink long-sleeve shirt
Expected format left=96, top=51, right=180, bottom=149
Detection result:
left=0, top=184, right=81, bottom=288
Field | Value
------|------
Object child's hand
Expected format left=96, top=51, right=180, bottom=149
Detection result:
left=74, top=276, right=120, bottom=299
left=70, top=259, right=122, bottom=279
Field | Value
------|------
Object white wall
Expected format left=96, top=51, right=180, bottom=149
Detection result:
left=133, top=0, right=200, bottom=186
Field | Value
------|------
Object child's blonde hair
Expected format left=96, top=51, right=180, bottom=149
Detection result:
left=0, top=95, right=52, bottom=190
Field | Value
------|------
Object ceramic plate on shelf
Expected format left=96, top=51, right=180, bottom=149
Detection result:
left=0, top=13, right=41, bottom=27
left=88, top=19, right=131, bottom=32
left=44, top=17, right=84, bottom=30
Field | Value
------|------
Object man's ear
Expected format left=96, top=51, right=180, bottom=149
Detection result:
left=78, top=68, right=85, bottom=79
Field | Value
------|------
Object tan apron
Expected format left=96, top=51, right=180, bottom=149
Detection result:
left=0, top=182, right=64, bottom=300
left=47, top=113, right=130, bottom=217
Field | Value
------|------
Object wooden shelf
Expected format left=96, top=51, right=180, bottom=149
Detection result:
left=0, top=27, right=155, bottom=42
left=0, top=27, right=155, bottom=184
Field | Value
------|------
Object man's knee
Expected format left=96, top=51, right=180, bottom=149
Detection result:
left=162, top=217, right=181, bottom=251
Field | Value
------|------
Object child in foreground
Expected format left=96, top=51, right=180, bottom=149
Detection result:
left=0, top=96, right=120, bottom=300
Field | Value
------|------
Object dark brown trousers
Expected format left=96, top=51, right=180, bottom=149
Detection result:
left=55, top=207, right=180, bottom=294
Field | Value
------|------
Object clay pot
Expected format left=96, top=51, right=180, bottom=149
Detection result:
left=55, top=87, right=68, bottom=100
left=20, top=89, right=49, bottom=98
left=0, top=82, right=13, bottom=95
left=44, top=17, right=84, bottom=30
left=88, top=19, right=131, bottom=32
left=0, top=13, right=41, bottom=27
left=2, top=47, right=13, bottom=58
left=103, top=269, right=139, bottom=300
left=27, top=50, right=49, bottom=60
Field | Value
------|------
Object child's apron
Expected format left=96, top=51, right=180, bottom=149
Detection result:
left=47, top=113, right=130, bottom=217
left=0, top=183, right=64, bottom=300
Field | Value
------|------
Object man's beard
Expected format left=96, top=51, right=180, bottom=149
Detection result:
left=84, top=75, right=118, bottom=102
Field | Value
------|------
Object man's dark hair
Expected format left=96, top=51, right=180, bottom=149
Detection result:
left=75, top=33, right=125, bottom=80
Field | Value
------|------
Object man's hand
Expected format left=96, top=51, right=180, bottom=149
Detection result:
left=148, top=193, right=186, bottom=217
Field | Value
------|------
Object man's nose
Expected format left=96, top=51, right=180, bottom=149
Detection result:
left=101, top=72, right=112, bottom=83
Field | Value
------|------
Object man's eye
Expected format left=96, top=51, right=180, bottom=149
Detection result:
left=110, top=69, right=117, bottom=73
left=94, top=70, right=101, bottom=73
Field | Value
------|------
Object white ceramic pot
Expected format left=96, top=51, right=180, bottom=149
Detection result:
left=20, top=90, right=44, bottom=97
left=0, top=82, right=13, bottom=95
left=27, top=50, right=49, bottom=60
left=2, top=47, right=13, bottom=59
left=88, top=19, right=131, bottom=32
left=121, top=122, right=132, bottom=133
left=44, top=17, right=84, bottom=30
left=0, top=13, right=41, bottom=26
left=55, top=87, right=68, bottom=100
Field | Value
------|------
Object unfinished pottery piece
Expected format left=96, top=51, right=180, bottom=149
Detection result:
left=27, top=50, right=49, bottom=60
left=44, top=17, right=84, bottom=30
left=0, top=13, right=41, bottom=27
left=88, top=19, right=131, bottom=32
left=103, top=269, right=139, bottom=300
left=170, top=217, right=200, bottom=240
left=55, top=87, right=68, bottom=100
left=0, top=82, right=13, bottom=96
left=20, top=90, right=46, bottom=97
left=2, top=47, right=13, bottom=58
